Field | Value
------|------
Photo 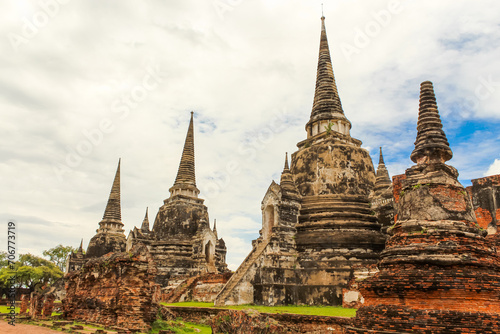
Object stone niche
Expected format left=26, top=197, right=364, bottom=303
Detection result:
left=63, top=245, right=160, bottom=331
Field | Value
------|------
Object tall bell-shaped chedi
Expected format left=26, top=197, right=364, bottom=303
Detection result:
left=86, top=159, right=127, bottom=258
left=291, top=16, right=386, bottom=305
left=347, top=81, right=500, bottom=333
left=148, top=112, right=228, bottom=282
left=215, top=16, right=385, bottom=307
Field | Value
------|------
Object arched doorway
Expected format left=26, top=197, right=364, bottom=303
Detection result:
left=205, top=240, right=214, bottom=265
left=263, top=204, right=275, bottom=240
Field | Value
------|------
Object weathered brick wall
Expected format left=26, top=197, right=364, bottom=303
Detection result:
left=63, top=246, right=160, bottom=331
left=191, top=273, right=231, bottom=302
left=348, top=305, right=500, bottom=333
left=349, top=159, right=500, bottom=332
left=19, top=294, right=29, bottom=315
left=468, top=174, right=500, bottom=234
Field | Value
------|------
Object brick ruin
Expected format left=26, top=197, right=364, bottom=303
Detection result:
left=63, top=245, right=161, bottom=331
left=346, top=81, right=500, bottom=333
left=57, top=13, right=500, bottom=332
left=467, top=174, right=500, bottom=235
left=215, top=16, right=386, bottom=306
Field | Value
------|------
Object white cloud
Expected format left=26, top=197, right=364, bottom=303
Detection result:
left=485, top=159, right=500, bottom=177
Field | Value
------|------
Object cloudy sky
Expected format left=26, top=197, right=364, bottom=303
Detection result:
left=2, top=0, right=500, bottom=270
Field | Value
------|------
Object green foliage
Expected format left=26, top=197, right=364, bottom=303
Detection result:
left=43, top=244, right=77, bottom=272
left=162, top=302, right=357, bottom=317
left=412, top=184, right=422, bottom=189
left=149, top=319, right=211, bottom=334
left=0, top=251, right=8, bottom=267
left=324, top=122, right=334, bottom=135
left=0, top=253, right=63, bottom=292
left=0, top=305, right=19, bottom=313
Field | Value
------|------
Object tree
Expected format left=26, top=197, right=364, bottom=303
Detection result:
left=43, top=244, right=77, bottom=272
left=0, top=253, right=63, bottom=292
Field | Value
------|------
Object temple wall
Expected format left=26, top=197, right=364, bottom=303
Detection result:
left=63, top=246, right=160, bottom=331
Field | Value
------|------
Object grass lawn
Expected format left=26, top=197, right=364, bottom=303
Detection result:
left=0, top=306, right=19, bottom=313
left=150, top=319, right=212, bottom=334
left=162, top=301, right=357, bottom=317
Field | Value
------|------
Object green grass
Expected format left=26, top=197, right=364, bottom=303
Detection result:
left=149, top=319, right=211, bottom=334
left=0, top=305, right=19, bottom=313
left=161, top=301, right=357, bottom=317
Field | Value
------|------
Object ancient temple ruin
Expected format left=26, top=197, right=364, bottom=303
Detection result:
left=215, top=16, right=386, bottom=306
left=347, top=81, right=500, bottom=333
left=67, top=113, right=228, bottom=288
left=127, top=112, right=228, bottom=281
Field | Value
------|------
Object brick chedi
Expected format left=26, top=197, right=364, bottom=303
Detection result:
left=127, top=112, right=228, bottom=285
left=370, top=147, right=395, bottom=234
left=347, top=81, right=500, bottom=333
left=215, top=16, right=385, bottom=306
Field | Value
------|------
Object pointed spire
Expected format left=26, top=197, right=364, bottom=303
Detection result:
left=141, top=207, right=150, bottom=232
left=213, top=219, right=217, bottom=232
left=410, top=81, right=453, bottom=164
left=102, top=159, right=122, bottom=223
left=379, top=147, right=385, bottom=165
left=284, top=152, right=290, bottom=170
left=307, top=16, right=350, bottom=130
left=174, top=112, right=196, bottom=186
left=77, top=239, right=83, bottom=253
left=280, top=152, right=297, bottom=193
left=374, top=147, right=391, bottom=192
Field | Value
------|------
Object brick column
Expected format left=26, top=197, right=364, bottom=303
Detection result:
left=19, top=294, right=29, bottom=315
left=42, top=294, right=55, bottom=318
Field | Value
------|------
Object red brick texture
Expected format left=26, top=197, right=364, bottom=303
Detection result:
left=63, top=246, right=160, bottom=331
left=347, top=163, right=500, bottom=333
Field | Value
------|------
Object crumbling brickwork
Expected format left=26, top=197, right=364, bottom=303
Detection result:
left=347, top=81, right=500, bottom=333
left=467, top=174, right=500, bottom=235
left=63, top=245, right=160, bottom=331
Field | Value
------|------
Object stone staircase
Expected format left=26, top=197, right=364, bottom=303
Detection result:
left=163, top=276, right=200, bottom=303
left=214, top=238, right=270, bottom=305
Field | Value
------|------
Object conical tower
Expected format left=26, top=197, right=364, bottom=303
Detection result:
left=97, top=159, right=124, bottom=233
left=348, top=81, right=500, bottom=333
left=287, top=16, right=385, bottom=306
left=280, top=153, right=298, bottom=194
left=86, top=159, right=127, bottom=258
left=168, top=112, right=200, bottom=199
left=374, top=147, right=392, bottom=193
left=141, top=208, right=150, bottom=232
left=305, top=16, right=351, bottom=139
left=410, top=81, right=452, bottom=164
